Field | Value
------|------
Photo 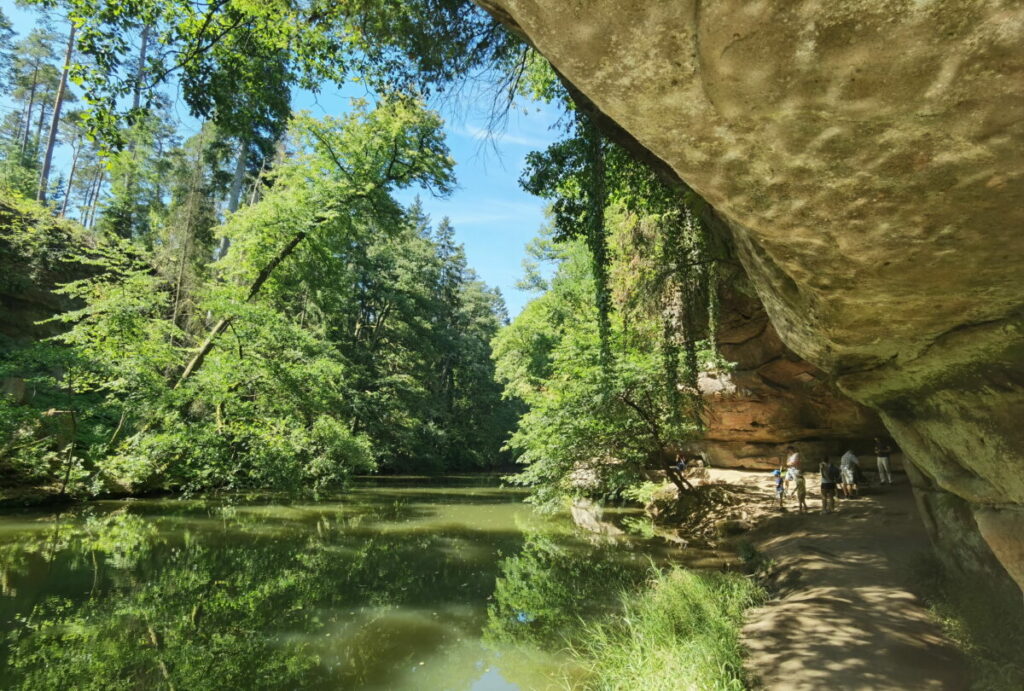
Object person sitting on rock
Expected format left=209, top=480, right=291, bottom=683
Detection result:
left=819, top=457, right=841, bottom=514
left=840, top=449, right=860, bottom=498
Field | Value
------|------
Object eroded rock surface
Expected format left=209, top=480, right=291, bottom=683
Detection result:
left=477, top=0, right=1024, bottom=590
left=698, top=281, right=887, bottom=469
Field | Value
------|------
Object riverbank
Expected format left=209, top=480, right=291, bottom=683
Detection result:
left=633, top=467, right=1001, bottom=689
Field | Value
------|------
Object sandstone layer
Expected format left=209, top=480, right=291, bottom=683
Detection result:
left=697, top=281, right=888, bottom=470
left=476, top=0, right=1024, bottom=591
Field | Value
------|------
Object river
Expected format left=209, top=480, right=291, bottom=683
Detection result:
left=0, top=476, right=696, bottom=689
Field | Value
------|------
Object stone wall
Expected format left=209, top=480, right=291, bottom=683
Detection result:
left=475, top=0, right=1024, bottom=593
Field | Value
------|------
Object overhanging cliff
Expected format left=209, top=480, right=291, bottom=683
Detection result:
left=475, top=0, right=1024, bottom=592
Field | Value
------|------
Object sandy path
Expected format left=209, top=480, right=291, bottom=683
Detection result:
left=739, top=482, right=967, bottom=690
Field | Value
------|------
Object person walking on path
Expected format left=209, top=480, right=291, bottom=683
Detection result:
left=787, top=466, right=808, bottom=513
left=840, top=449, right=860, bottom=498
left=874, top=437, right=894, bottom=485
left=819, top=457, right=841, bottom=514
left=771, top=469, right=786, bottom=510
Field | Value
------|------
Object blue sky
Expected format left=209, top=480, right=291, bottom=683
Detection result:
left=2, top=4, right=560, bottom=316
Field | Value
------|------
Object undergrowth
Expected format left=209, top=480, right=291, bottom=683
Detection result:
left=568, top=568, right=766, bottom=690
left=910, top=551, right=1024, bottom=690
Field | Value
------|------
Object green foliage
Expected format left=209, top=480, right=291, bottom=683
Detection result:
left=95, top=106, right=179, bottom=240
left=25, top=0, right=523, bottom=152
left=0, top=9, right=14, bottom=94
left=484, top=527, right=765, bottom=691
left=486, top=532, right=649, bottom=647
left=570, top=568, right=766, bottom=690
left=494, top=230, right=708, bottom=508
left=1, top=98, right=515, bottom=494
left=520, top=116, right=719, bottom=373
left=500, top=101, right=726, bottom=507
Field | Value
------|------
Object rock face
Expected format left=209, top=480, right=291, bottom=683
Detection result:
left=697, top=281, right=888, bottom=469
left=0, top=200, right=89, bottom=342
left=476, top=0, right=1024, bottom=591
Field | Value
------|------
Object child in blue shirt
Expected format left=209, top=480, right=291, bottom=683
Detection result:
left=772, top=469, right=785, bottom=510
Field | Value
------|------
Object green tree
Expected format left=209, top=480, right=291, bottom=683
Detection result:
left=28, top=0, right=524, bottom=151
left=40, top=98, right=462, bottom=493
left=37, top=19, right=78, bottom=204
left=494, top=221, right=714, bottom=508
left=0, top=8, right=15, bottom=94
left=95, top=103, right=178, bottom=241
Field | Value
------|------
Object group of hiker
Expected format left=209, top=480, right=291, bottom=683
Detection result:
left=771, top=437, right=895, bottom=514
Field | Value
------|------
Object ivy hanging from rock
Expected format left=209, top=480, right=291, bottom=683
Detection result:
left=520, top=113, right=720, bottom=409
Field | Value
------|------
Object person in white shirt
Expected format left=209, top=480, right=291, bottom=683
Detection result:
left=874, top=437, right=894, bottom=485
left=840, top=449, right=859, bottom=498
left=785, top=446, right=801, bottom=470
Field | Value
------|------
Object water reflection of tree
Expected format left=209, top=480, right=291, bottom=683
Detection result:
left=0, top=505, right=522, bottom=689
left=485, top=533, right=649, bottom=647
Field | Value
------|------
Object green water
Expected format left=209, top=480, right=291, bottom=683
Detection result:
left=0, top=477, right=691, bottom=690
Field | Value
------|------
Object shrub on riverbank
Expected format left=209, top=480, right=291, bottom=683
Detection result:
left=572, top=568, right=765, bottom=690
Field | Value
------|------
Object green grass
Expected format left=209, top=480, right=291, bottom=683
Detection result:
left=568, top=568, right=766, bottom=690
left=910, top=552, right=1024, bottom=691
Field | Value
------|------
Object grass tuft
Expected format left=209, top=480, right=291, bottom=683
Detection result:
left=569, top=568, right=766, bottom=690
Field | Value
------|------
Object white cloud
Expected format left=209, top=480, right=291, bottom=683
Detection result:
left=458, top=124, right=550, bottom=149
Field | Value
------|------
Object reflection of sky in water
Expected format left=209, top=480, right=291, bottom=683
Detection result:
left=0, top=478, right=679, bottom=689
left=470, top=666, right=520, bottom=690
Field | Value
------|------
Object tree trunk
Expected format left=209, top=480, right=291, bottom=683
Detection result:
left=170, top=153, right=203, bottom=336
left=132, top=25, right=149, bottom=112
left=34, top=103, right=48, bottom=159
left=80, top=170, right=98, bottom=225
left=87, top=170, right=105, bottom=228
left=247, top=155, right=267, bottom=206
left=60, top=137, right=81, bottom=217
left=176, top=229, right=308, bottom=388
left=37, top=23, right=76, bottom=204
left=216, top=141, right=247, bottom=259
left=19, top=70, right=39, bottom=159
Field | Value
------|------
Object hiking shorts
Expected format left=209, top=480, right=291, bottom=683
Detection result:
left=820, top=483, right=837, bottom=497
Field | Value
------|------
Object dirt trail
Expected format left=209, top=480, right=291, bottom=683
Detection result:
left=738, top=481, right=967, bottom=690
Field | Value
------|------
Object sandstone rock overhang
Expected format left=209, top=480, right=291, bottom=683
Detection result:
left=474, top=0, right=1024, bottom=592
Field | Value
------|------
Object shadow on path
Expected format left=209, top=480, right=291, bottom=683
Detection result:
left=741, top=485, right=967, bottom=690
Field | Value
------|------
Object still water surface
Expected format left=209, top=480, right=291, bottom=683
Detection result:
left=0, top=477, right=686, bottom=690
